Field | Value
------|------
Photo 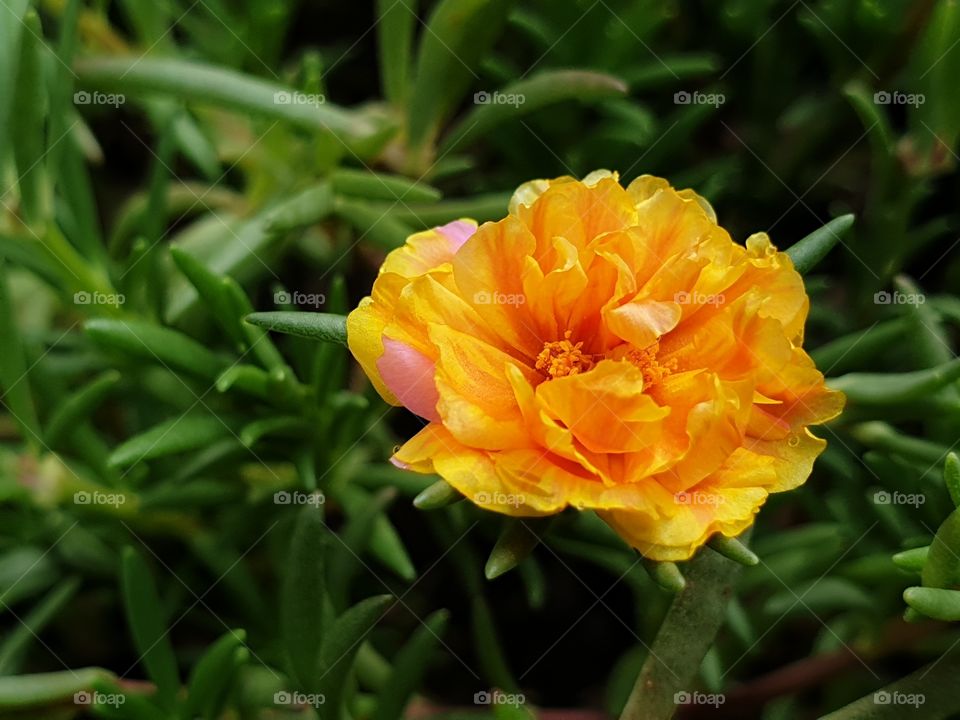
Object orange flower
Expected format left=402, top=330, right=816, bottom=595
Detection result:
left=347, top=171, right=844, bottom=560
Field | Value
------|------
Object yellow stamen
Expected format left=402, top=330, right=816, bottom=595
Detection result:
left=536, top=331, right=595, bottom=378
left=627, top=341, right=677, bottom=387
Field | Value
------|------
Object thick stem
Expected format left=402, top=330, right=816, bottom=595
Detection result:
left=819, top=648, right=960, bottom=720
left=619, top=547, right=743, bottom=720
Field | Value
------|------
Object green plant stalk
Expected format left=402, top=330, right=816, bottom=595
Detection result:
left=820, top=648, right=960, bottom=719
left=619, top=547, right=743, bottom=720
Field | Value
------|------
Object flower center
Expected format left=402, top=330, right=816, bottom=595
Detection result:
left=535, top=331, right=595, bottom=378
left=627, top=341, right=677, bottom=387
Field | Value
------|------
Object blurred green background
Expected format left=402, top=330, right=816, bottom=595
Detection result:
left=1, top=0, right=960, bottom=718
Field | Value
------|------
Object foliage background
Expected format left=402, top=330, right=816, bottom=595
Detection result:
left=1, top=0, right=960, bottom=718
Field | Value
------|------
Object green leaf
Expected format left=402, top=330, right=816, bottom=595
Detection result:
left=262, top=182, right=336, bottom=234
left=11, top=11, right=50, bottom=228
left=281, top=507, right=328, bottom=689
left=222, top=277, right=290, bottom=373
left=239, top=416, right=308, bottom=447
left=377, top=0, right=417, bottom=106
left=328, top=489, right=398, bottom=610
left=904, top=587, right=960, bottom=621
left=120, top=547, right=179, bottom=708
left=170, top=247, right=248, bottom=351
left=0, top=548, right=57, bottom=613
left=245, top=311, right=348, bottom=345
left=337, top=485, right=416, bottom=581
left=471, top=597, right=518, bottom=693
left=44, top=370, right=121, bottom=448
left=0, top=668, right=113, bottom=711
left=810, top=318, right=908, bottom=374
left=331, top=168, right=440, bottom=203
left=763, top=577, right=873, bottom=617
left=623, top=53, right=720, bottom=88
left=109, top=414, right=233, bottom=467
left=366, top=192, right=510, bottom=228
left=641, top=559, right=687, bottom=593
left=0, top=0, right=30, bottom=171
left=372, top=609, right=449, bottom=720
left=830, top=357, right=960, bottom=406
left=183, top=629, right=247, bottom=720
left=413, top=480, right=462, bottom=510
left=922, top=509, right=960, bottom=590
left=0, top=578, right=80, bottom=675
left=910, top=0, right=960, bottom=162
left=850, top=421, right=948, bottom=465
left=333, top=197, right=415, bottom=249
left=946, top=453, right=960, bottom=509
left=843, top=81, right=895, bottom=161
left=786, top=214, right=854, bottom=275
left=707, top=535, right=759, bottom=567
left=0, top=260, right=40, bottom=445
left=74, top=57, right=392, bottom=151
left=441, top=70, right=628, bottom=153
left=892, top=546, right=929, bottom=573
left=485, top=519, right=551, bottom=580
left=215, top=365, right=273, bottom=401
left=85, top=318, right=227, bottom=379
left=317, top=594, right=393, bottom=710
left=406, top=0, right=517, bottom=162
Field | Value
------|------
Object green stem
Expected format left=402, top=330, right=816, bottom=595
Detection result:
left=820, top=648, right=960, bottom=719
left=619, top=547, right=743, bottom=720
